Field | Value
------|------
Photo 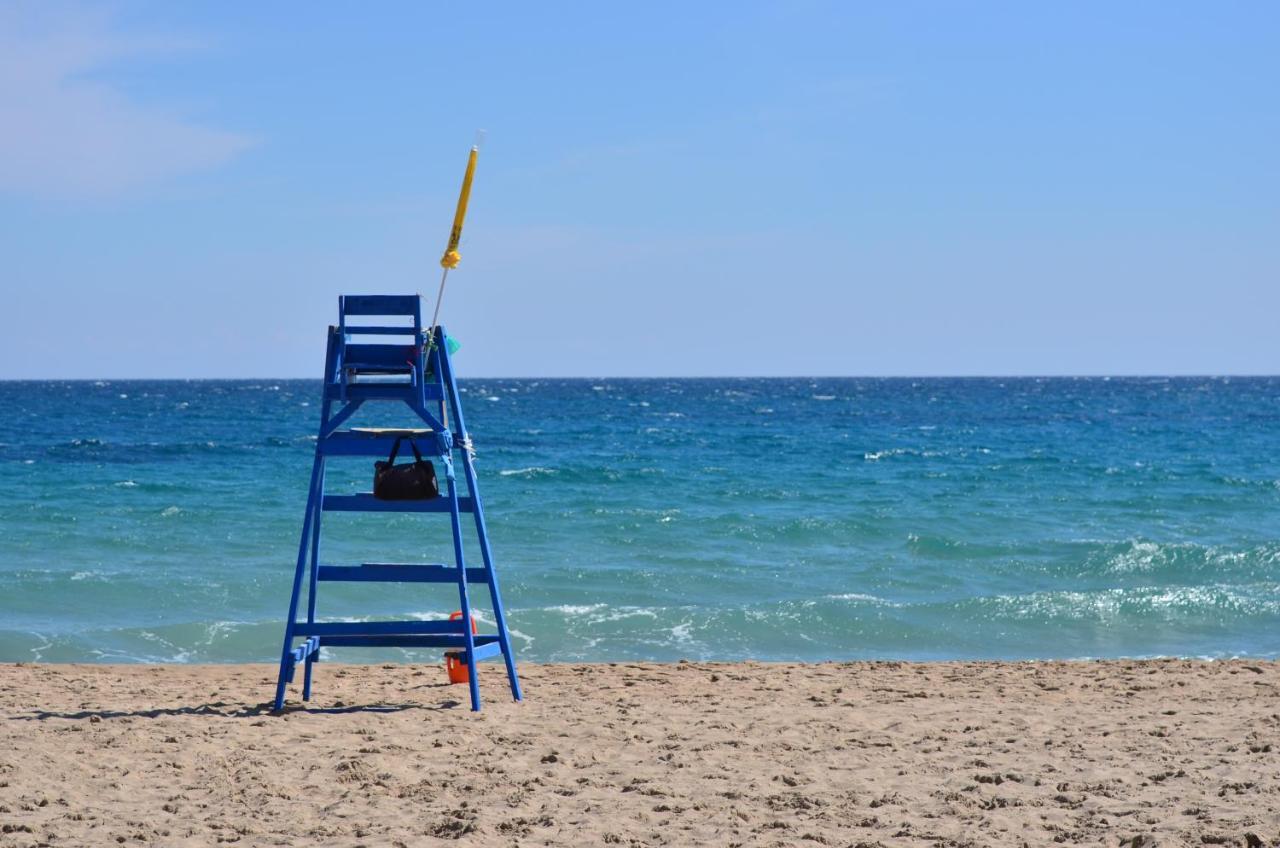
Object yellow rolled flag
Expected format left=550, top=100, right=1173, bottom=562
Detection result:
left=440, top=145, right=478, bottom=269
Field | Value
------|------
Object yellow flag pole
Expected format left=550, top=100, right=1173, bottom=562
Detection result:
left=427, top=141, right=480, bottom=352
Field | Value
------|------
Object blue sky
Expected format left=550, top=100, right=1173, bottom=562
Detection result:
left=2, top=2, right=1277, bottom=377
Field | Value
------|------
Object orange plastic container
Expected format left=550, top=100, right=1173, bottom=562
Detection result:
left=444, top=611, right=478, bottom=684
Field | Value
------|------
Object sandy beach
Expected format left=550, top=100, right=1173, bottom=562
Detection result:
left=1, top=660, right=1277, bottom=847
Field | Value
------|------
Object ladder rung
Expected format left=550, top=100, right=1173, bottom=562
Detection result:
left=349, top=428, right=435, bottom=435
left=287, top=636, right=321, bottom=681
left=344, top=363, right=413, bottom=372
left=292, top=636, right=320, bottom=661
left=317, top=634, right=501, bottom=649
left=467, top=641, right=503, bottom=662
left=294, top=620, right=464, bottom=637
left=322, top=494, right=473, bottom=513
left=325, top=383, right=444, bottom=402
left=321, top=430, right=443, bottom=457
left=343, top=326, right=419, bottom=336
left=318, top=563, right=490, bottom=583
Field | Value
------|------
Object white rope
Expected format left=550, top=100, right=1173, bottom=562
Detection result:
left=426, top=266, right=450, bottom=354
left=425, top=267, right=451, bottom=430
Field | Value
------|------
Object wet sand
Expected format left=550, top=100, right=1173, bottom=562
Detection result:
left=1, top=660, right=1278, bottom=846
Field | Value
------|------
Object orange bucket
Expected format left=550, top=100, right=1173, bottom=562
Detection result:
left=444, top=611, right=477, bottom=684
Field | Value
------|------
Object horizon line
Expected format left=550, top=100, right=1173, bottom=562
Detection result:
left=1, top=373, right=1277, bottom=382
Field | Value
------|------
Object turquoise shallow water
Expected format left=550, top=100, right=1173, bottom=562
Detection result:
left=1, top=377, right=1278, bottom=663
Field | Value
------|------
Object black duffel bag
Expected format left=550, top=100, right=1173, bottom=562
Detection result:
left=373, top=437, right=439, bottom=500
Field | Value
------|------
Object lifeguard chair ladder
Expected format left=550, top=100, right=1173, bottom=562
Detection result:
left=273, top=294, right=522, bottom=712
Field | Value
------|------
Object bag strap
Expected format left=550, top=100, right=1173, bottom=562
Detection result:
left=384, top=436, right=426, bottom=465
left=385, top=436, right=403, bottom=464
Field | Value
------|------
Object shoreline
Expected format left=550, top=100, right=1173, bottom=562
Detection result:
left=3, top=659, right=1278, bottom=846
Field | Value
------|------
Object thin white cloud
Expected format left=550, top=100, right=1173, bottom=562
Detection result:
left=0, top=6, right=253, bottom=196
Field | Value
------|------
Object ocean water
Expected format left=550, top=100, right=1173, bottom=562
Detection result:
left=1, top=377, right=1278, bottom=664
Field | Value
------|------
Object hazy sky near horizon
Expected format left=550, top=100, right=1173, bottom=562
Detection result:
left=2, top=2, right=1277, bottom=378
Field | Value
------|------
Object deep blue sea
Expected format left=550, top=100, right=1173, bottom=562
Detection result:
left=2, top=377, right=1279, bottom=664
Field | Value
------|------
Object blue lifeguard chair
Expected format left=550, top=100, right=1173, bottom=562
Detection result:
left=272, top=294, right=522, bottom=712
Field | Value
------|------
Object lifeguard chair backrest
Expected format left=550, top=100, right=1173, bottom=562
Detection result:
left=337, top=295, right=424, bottom=376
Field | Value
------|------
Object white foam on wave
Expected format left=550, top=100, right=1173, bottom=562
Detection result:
left=1106, top=541, right=1163, bottom=573
left=598, top=607, right=660, bottom=623
left=506, top=627, right=536, bottom=644
left=391, top=610, right=454, bottom=623
left=499, top=466, right=557, bottom=478
left=981, top=583, right=1280, bottom=621
left=669, top=621, right=696, bottom=646
left=201, top=620, right=245, bottom=645
left=864, top=448, right=912, bottom=461
left=114, top=480, right=138, bottom=488
left=1100, top=540, right=1268, bottom=575
left=523, top=604, right=662, bottom=626
left=28, top=633, right=53, bottom=662
left=137, top=630, right=192, bottom=663
left=543, top=603, right=609, bottom=616
left=825, top=592, right=899, bottom=607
